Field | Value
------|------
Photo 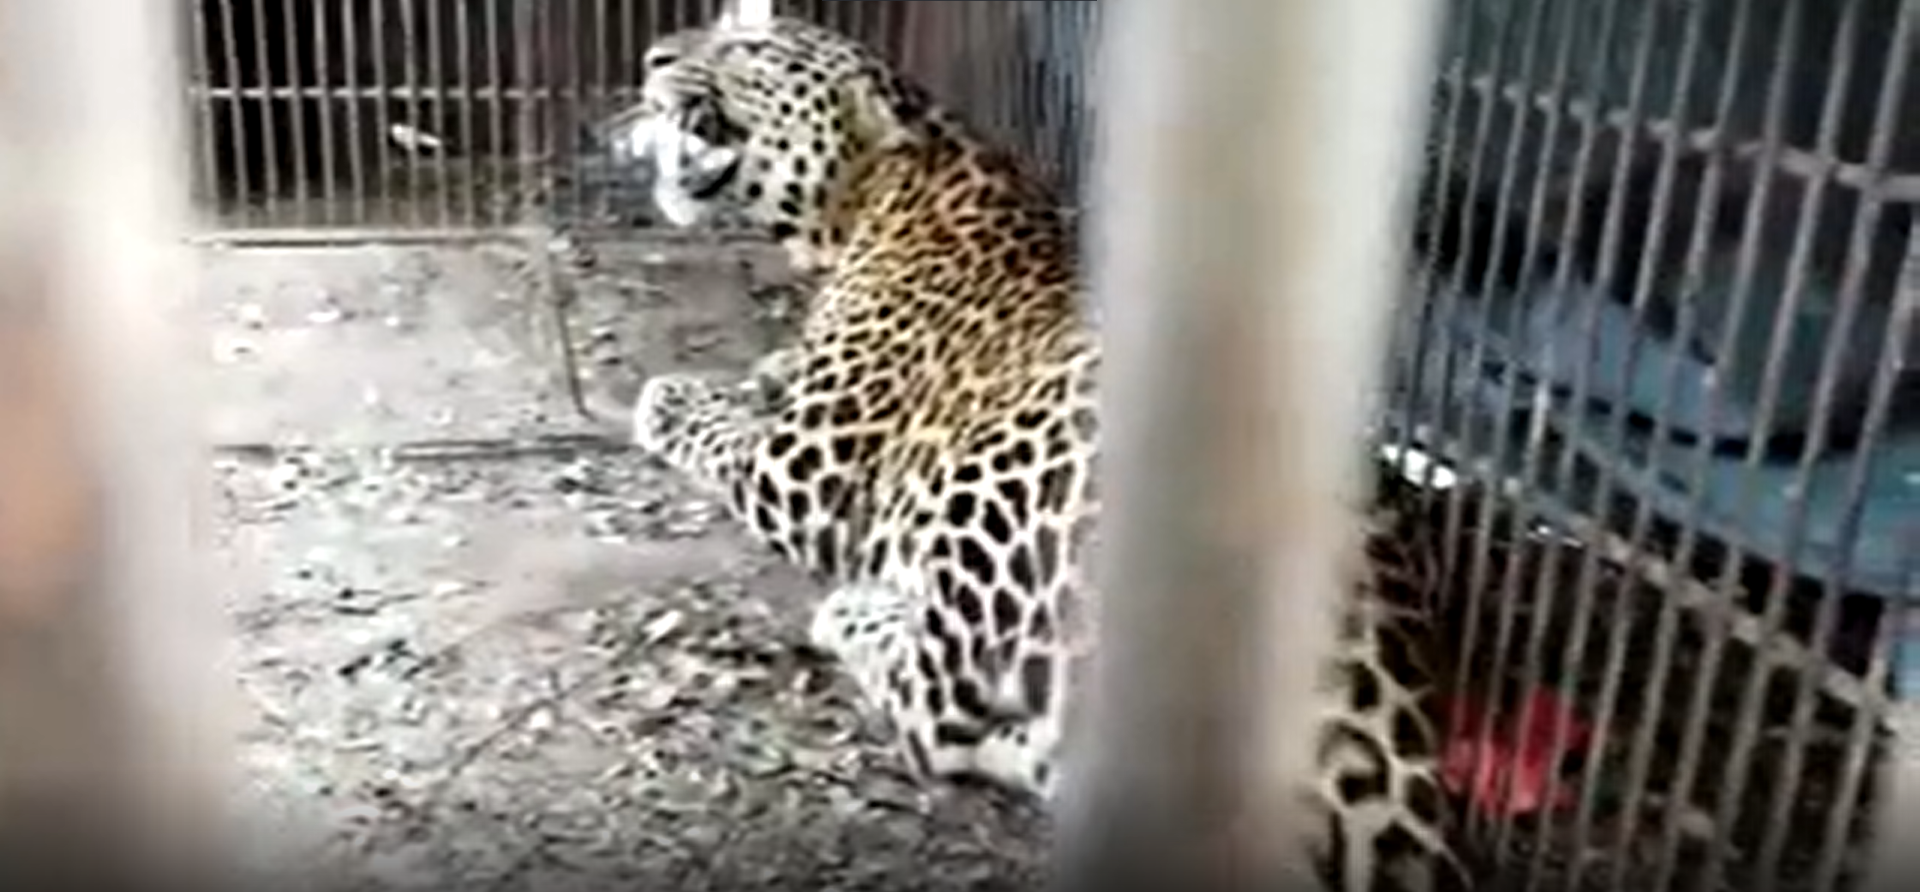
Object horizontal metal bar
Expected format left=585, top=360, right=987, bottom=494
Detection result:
left=556, top=226, right=771, bottom=244
left=187, top=224, right=778, bottom=248
left=187, top=225, right=540, bottom=247
left=185, top=84, right=644, bottom=104
left=212, top=433, right=630, bottom=463
left=1448, top=65, right=1920, bottom=203
left=1412, top=424, right=1888, bottom=716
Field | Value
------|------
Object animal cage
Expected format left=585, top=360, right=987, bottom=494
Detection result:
left=180, top=0, right=1912, bottom=890
left=184, top=0, right=1094, bottom=237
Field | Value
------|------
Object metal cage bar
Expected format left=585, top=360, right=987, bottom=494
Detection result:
left=1059, top=0, right=1442, bottom=888
left=0, top=0, right=232, bottom=884
left=181, top=0, right=1101, bottom=241
left=1399, top=0, right=1915, bottom=890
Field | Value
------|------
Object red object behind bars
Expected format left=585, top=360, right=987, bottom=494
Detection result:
left=1440, top=689, right=1592, bottom=818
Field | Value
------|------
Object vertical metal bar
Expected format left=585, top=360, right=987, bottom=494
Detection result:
left=484, top=0, right=506, bottom=228
left=845, top=3, right=868, bottom=76
left=1685, top=0, right=1882, bottom=885
left=1035, top=3, right=1056, bottom=177
left=1858, top=602, right=1919, bottom=892
left=529, top=0, right=589, bottom=420
left=1056, top=1, right=1081, bottom=199
left=564, top=0, right=589, bottom=225
left=1010, top=1, right=1032, bottom=172
left=1826, top=231, right=1920, bottom=892
left=896, top=0, right=922, bottom=84
left=970, top=2, right=993, bottom=133
left=278, top=0, right=310, bottom=225
left=997, top=2, right=1021, bottom=152
left=642, top=0, right=660, bottom=90
left=1644, top=0, right=1818, bottom=885
left=1760, top=239, right=1914, bottom=886
left=1058, top=1, right=1093, bottom=194
left=1008, top=1, right=1028, bottom=162
left=1388, top=2, right=1479, bottom=498
left=971, top=0, right=989, bottom=126
left=1069, top=1, right=1087, bottom=200
left=370, top=0, right=396, bottom=225
left=454, top=0, right=477, bottom=228
left=853, top=3, right=876, bottom=80
left=214, top=0, right=251, bottom=226
left=1493, top=0, right=1688, bottom=877
left=311, top=0, right=339, bottom=227
left=1423, top=1, right=1549, bottom=781
left=1491, top=0, right=1728, bottom=883
left=546, top=0, right=566, bottom=225
left=1058, top=1, right=1441, bottom=891
left=248, top=0, right=281, bottom=223
left=874, top=0, right=901, bottom=71
left=425, top=0, right=448, bottom=227
left=590, top=0, right=610, bottom=222
left=1808, top=518, right=1905, bottom=875
left=342, top=0, right=367, bottom=225
left=1437, top=0, right=1563, bottom=854
left=1588, top=1, right=1767, bottom=888
left=1745, top=6, right=1917, bottom=885
left=619, top=0, right=637, bottom=104
left=513, top=0, right=537, bottom=226
left=186, top=0, right=222, bottom=219
left=1021, top=1, right=1047, bottom=179
left=399, top=0, right=423, bottom=226
left=0, top=0, right=231, bottom=881
left=1424, top=0, right=1620, bottom=861
left=1030, top=1, right=1051, bottom=172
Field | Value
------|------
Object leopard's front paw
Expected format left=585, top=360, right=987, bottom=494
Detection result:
left=750, top=347, right=805, bottom=388
left=631, top=373, right=709, bottom=456
left=741, top=347, right=804, bottom=415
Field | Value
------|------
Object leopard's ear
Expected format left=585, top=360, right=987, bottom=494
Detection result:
left=712, top=0, right=776, bottom=32
left=836, top=71, right=927, bottom=154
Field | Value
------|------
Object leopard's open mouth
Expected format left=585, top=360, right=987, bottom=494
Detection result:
left=684, top=152, right=740, bottom=200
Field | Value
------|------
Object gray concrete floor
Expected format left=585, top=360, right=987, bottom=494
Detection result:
left=204, top=237, right=1044, bottom=891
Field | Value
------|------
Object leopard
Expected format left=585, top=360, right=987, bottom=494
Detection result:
left=602, top=13, right=1475, bottom=892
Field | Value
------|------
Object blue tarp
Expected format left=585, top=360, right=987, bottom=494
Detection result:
left=1392, top=270, right=1916, bottom=607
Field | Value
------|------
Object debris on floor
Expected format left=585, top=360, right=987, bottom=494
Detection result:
left=207, top=240, right=1047, bottom=891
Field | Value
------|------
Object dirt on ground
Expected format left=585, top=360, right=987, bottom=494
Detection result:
left=195, top=224, right=1886, bottom=892
left=204, top=235, right=1048, bottom=892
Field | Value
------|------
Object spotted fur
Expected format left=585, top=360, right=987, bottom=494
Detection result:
left=609, top=15, right=1472, bottom=892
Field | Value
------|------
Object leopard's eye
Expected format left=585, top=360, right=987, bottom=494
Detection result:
left=643, top=46, right=680, bottom=71
left=673, top=94, right=746, bottom=147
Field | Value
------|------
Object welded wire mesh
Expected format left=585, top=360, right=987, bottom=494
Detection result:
left=178, top=1, right=1912, bottom=890
left=1393, top=0, right=1913, bottom=889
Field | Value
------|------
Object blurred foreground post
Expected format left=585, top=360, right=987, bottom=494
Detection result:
left=0, top=0, right=233, bottom=887
left=1056, top=0, right=1440, bottom=889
